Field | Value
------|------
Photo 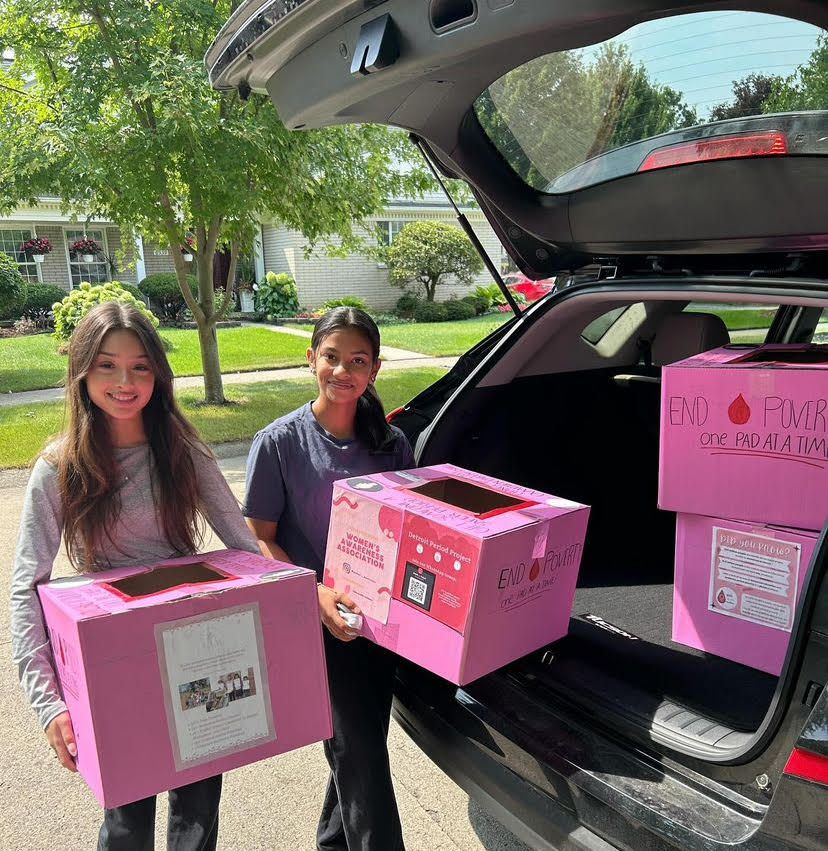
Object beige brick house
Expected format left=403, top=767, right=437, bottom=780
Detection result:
left=3, top=192, right=505, bottom=310
left=260, top=190, right=505, bottom=310
left=0, top=196, right=178, bottom=294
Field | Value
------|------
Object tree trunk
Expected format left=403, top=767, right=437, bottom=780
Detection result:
left=197, top=321, right=225, bottom=404
left=196, top=224, right=226, bottom=404
left=425, top=278, right=437, bottom=301
left=160, top=208, right=226, bottom=404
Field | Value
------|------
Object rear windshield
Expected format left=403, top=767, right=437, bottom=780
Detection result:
left=474, top=11, right=825, bottom=193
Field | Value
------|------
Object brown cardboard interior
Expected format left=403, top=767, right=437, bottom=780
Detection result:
left=734, top=347, right=828, bottom=365
left=104, top=562, right=229, bottom=598
left=408, top=477, right=528, bottom=515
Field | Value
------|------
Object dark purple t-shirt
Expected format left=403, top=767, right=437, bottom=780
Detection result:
left=243, top=402, right=415, bottom=579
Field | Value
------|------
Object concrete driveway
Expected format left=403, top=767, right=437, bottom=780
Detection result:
left=0, top=454, right=530, bottom=851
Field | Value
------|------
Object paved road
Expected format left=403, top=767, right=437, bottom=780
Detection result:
left=0, top=454, right=530, bottom=851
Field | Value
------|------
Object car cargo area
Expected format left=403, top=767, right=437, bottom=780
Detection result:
left=447, top=365, right=781, bottom=752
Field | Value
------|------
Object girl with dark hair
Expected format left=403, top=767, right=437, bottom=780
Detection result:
left=244, top=306, right=414, bottom=851
left=10, top=301, right=260, bottom=850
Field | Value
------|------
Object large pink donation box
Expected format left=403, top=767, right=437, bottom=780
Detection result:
left=323, top=464, right=590, bottom=684
left=38, top=549, right=331, bottom=807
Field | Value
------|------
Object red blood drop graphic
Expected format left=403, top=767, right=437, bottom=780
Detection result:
left=529, top=559, right=540, bottom=581
left=728, top=393, right=751, bottom=425
left=717, top=590, right=727, bottom=604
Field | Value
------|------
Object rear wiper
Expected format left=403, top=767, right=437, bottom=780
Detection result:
left=409, top=134, right=521, bottom=317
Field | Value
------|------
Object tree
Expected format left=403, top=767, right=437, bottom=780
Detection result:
left=0, top=0, right=430, bottom=402
left=475, top=42, right=697, bottom=190
left=386, top=221, right=483, bottom=302
left=763, top=34, right=828, bottom=113
left=710, top=73, right=779, bottom=121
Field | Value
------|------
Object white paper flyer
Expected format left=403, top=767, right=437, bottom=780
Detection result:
left=155, top=602, right=275, bottom=770
left=708, top=527, right=800, bottom=632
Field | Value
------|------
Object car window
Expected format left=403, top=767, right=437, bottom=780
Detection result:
left=808, top=309, right=828, bottom=344
left=684, top=302, right=777, bottom=344
left=581, top=306, right=629, bottom=343
left=474, top=11, right=825, bottom=193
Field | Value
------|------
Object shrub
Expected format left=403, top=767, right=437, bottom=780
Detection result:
left=322, top=296, right=367, bottom=310
left=52, top=281, right=159, bottom=341
left=413, top=301, right=449, bottom=323
left=473, top=283, right=504, bottom=307
left=461, top=294, right=490, bottom=315
left=255, top=272, right=299, bottom=318
left=118, top=281, right=146, bottom=302
left=372, top=312, right=414, bottom=326
left=395, top=292, right=421, bottom=319
left=386, top=220, right=483, bottom=301
left=0, top=316, right=39, bottom=338
left=139, top=272, right=197, bottom=321
left=23, top=283, right=67, bottom=319
left=0, top=252, right=28, bottom=321
left=213, top=288, right=230, bottom=315
left=443, top=299, right=476, bottom=321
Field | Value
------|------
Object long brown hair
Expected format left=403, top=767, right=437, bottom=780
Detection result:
left=52, top=302, right=205, bottom=570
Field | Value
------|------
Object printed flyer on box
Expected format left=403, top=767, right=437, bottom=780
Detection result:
left=708, top=526, right=800, bottom=632
left=155, top=603, right=275, bottom=770
left=326, top=487, right=402, bottom=623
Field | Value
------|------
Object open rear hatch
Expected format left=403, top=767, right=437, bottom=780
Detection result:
left=207, top=0, right=828, bottom=280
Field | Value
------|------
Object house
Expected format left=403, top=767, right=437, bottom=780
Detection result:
left=2, top=191, right=507, bottom=310
left=0, top=197, right=175, bottom=291
left=260, top=190, right=506, bottom=310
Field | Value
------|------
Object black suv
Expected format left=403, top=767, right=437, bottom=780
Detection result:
left=208, top=3, right=828, bottom=848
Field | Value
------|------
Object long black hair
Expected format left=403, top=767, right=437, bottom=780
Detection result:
left=311, top=307, right=394, bottom=452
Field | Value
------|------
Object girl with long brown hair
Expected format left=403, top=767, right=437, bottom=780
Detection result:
left=10, top=301, right=259, bottom=850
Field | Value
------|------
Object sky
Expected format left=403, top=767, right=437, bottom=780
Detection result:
left=582, top=11, right=822, bottom=119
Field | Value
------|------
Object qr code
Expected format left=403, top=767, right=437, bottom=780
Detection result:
left=407, top=575, right=428, bottom=605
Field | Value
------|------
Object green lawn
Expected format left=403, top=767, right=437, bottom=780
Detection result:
left=378, top=314, right=511, bottom=355
left=0, top=326, right=310, bottom=393
left=685, top=306, right=777, bottom=332
left=0, top=366, right=446, bottom=468
left=294, top=313, right=512, bottom=356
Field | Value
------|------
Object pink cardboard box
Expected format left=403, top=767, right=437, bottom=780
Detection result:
left=37, top=549, right=331, bottom=808
left=673, top=514, right=816, bottom=674
left=323, top=464, right=590, bottom=684
left=659, top=344, right=828, bottom=530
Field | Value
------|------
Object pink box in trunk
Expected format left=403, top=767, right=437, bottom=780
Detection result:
left=323, top=464, right=590, bottom=684
left=672, top=513, right=816, bottom=674
left=659, top=344, right=828, bottom=530
left=37, top=549, right=331, bottom=808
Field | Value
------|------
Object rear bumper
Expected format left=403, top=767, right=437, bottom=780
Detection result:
left=391, top=662, right=814, bottom=851
left=392, top=677, right=615, bottom=851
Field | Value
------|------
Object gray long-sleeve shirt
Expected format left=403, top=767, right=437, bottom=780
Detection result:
left=10, top=443, right=259, bottom=730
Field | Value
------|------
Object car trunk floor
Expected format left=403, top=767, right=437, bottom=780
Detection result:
left=528, top=581, right=779, bottom=733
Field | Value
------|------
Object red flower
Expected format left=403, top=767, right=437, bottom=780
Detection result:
left=70, top=238, right=100, bottom=255
left=20, top=237, right=52, bottom=255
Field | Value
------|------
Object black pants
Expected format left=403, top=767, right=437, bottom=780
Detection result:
left=317, top=632, right=405, bottom=851
left=97, top=775, right=222, bottom=851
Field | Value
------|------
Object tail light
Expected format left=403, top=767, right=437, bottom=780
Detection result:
left=783, top=747, right=828, bottom=785
left=386, top=405, right=405, bottom=424
left=638, top=131, right=787, bottom=172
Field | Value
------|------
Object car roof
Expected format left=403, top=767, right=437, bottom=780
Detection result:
left=208, top=0, right=828, bottom=277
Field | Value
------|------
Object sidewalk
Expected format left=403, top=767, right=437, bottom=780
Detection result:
left=0, top=323, right=458, bottom=408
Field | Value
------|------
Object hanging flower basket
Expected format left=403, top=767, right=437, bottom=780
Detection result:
left=70, top=238, right=100, bottom=263
left=180, top=234, right=196, bottom=262
left=20, top=236, right=53, bottom=263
